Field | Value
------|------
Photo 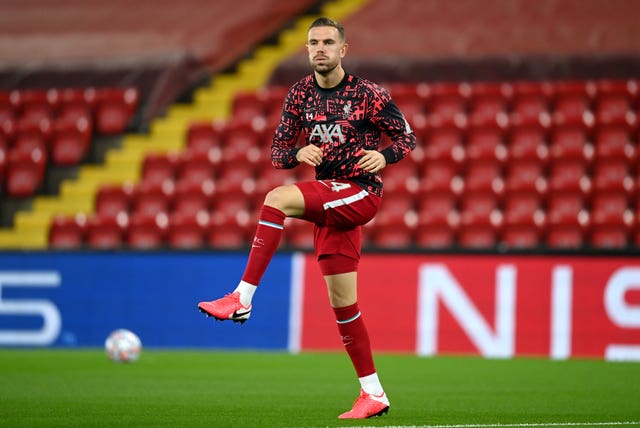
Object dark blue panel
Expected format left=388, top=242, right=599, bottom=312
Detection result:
left=0, top=251, right=293, bottom=349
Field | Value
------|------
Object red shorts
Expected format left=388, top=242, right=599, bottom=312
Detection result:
left=295, top=180, right=381, bottom=273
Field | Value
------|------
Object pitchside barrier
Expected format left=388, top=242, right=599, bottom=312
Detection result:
left=0, top=251, right=638, bottom=361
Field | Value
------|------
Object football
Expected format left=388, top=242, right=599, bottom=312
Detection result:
left=104, top=329, right=142, bottom=363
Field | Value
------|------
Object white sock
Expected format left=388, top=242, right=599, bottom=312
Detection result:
left=234, top=280, right=257, bottom=307
left=359, top=372, right=384, bottom=396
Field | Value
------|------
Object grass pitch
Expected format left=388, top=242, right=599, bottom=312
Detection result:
left=0, top=350, right=639, bottom=428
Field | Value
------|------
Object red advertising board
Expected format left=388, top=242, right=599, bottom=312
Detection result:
left=299, top=254, right=640, bottom=360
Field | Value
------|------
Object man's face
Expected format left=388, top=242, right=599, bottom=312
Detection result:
left=306, top=26, right=347, bottom=75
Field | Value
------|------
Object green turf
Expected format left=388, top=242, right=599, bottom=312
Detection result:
left=0, top=350, right=638, bottom=428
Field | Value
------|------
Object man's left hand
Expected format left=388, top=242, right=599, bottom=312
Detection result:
left=357, top=150, right=386, bottom=173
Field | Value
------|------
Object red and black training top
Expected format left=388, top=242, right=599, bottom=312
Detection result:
left=271, top=73, right=416, bottom=197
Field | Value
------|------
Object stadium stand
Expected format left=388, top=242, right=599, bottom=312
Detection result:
left=0, top=0, right=639, bottom=253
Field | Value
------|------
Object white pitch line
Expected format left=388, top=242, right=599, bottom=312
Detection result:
left=347, top=422, right=640, bottom=428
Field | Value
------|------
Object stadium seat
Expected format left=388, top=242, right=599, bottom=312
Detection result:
left=544, top=192, right=588, bottom=248
left=415, top=193, right=459, bottom=248
left=215, top=163, right=256, bottom=195
left=589, top=192, right=633, bottom=249
left=12, top=117, right=52, bottom=155
left=414, top=223, right=457, bottom=248
left=503, top=160, right=547, bottom=195
left=593, top=124, right=637, bottom=162
left=457, top=192, right=502, bottom=248
left=231, top=90, right=267, bottom=122
left=426, top=82, right=469, bottom=126
left=186, top=122, right=223, bottom=154
left=591, top=159, right=635, bottom=195
left=5, top=148, right=46, bottom=197
left=48, top=214, right=88, bottom=249
left=381, top=160, right=419, bottom=194
left=418, top=160, right=463, bottom=195
left=206, top=222, right=247, bottom=249
left=95, top=183, right=135, bottom=216
left=510, top=81, right=552, bottom=126
left=254, top=165, right=296, bottom=195
left=501, top=193, right=545, bottom=248
left=131, top=180, right=174, bottom=216
left=548, top=123, right=593, bottom=162
left=172, top=178, right=215, bottom=216
left=551, top=80, right=596, bottom=124
left=89, top=87, right=139, bottom=135
left=507, top=124, right=549, bottom=162
left=547, top=159, right=591, bottom=195
left=284, top=219, right=314, bottom=249
left=375, top=193, right=416, bottom=228
left=465, top=125, right=508, bottom=163
left=421, top=124, right=465, bottom=163
left=593, top=80, right=636, bottom=125
left=50, top=117, right=91, bottom=166
left=85, top=212, right=128, bottom=249
left=176, top=149, right=219, bottom=184
left=126, top=212, right=168, bottom=249
left=58, top=88, right=93, bottom=124
left=462, top=161, right=504, bottom=195
left=166, top=211, right=209, bottom=249
left=467, top=81, right=511, bottom=127
left=370, top=225, right=413, bottom=249
left=15, top=89, right=57, bottom=124
left=141, top=152, right=180, bottom=185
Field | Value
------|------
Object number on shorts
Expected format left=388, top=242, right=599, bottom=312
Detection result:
left=329, top=181, right=351, bottom=192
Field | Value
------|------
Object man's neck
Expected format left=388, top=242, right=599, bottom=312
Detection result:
left=315, top=67, right=346, bottom=89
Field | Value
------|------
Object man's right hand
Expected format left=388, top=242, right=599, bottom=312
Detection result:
left=296, top=144, right=324, bottom=166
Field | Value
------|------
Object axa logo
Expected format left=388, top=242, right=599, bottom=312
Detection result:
left=309, top=123, right=345, bottom=144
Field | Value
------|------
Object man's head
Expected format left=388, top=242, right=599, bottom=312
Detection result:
left=307, top=17, right=347, bottom=77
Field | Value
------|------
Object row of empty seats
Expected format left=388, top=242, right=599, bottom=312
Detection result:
left=0, top=87, right=139, bottom=197
left=47, top=79, right=640, bottom=251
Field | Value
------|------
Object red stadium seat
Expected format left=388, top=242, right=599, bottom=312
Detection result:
left=544, top=192, right=588, bottom=248
left=503, top=160, right=547, bottom=195
left=507, top=124, right=549, bottom=162
left=465, top=125, right=508, bottom=163
left=591, top=159, right=635, bottom=195
left=5, top=148, right=46, bottom=197
left=381, top=160, right=419, bottom=194
left=426, top=82, right=469, bottom=126
left=215, top=163, right=256, bottom=195
left=457, top=192, right=502, bottom=248
left=467, top=82, right=511, bottom=127
left=547, top=159, right=591, bottom=195
left=593, top=124, right=637, bottom=162
left=421, top=124, right=465, bottom=163
left=172, top=178, right=215, bottom=216
left=462, top=161, right=504, bottom=195
left=283, top=219, right=314, bottom=249
left=232, top=90, right=267, bottom=122
left=86, top=212, right=128, bottom=249
left=206, top=222, right=248, bottom=249
left=95, top=183, right=135, bottom=216
left=131, top=180, right=174, bottom=216
left=126, top=212, right=168, bottom=249
left=50, top=117, right=91, bottom=166
left=89, top=87, right=139, bottom=135
left=418, top=160, right=463, bottom=195
left=166, top=211, right=209, bottom=249
left=593, top=80, right=636, bottom=125
left=58, top=88, right=93, bottom=124
left=176, top=149, right=219, bottom=184
left=589, top=192, right=633, bottom=249
left=48, top=214, right=88, bottom=249
left=370, top=225, right=413, bottom=249
left=186, top=122, right=223, bottom=154
left=12, top=117, right=52, bottom=155
left=501, top=193, right=545, bottom=248
left=548, top=123, right=593, bottom=162
left=375, top=193, right=416, bottom=228
left=15, top=89, right=57, bottom=124
left=141, top=152, right=180, bottom=185
left=510, top=81, right=552, bottom=126
left=551, top=80, right=596, bottom=124
left=254, top=164, right=296, bottom=195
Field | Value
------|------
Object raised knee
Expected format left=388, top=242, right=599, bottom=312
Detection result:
left=263, top=186, right=288, bottom=210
